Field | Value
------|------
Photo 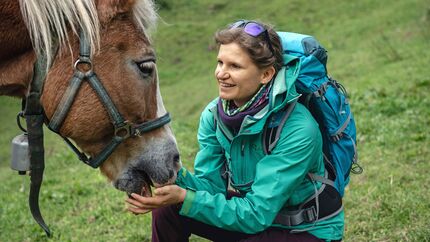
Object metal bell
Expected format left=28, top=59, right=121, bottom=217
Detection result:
left=11, top=133, right=30, bottom=175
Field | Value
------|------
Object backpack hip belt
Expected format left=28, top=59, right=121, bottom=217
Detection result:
left=273, top=170, right=343, bottom=226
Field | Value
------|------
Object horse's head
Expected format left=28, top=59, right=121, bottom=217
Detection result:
left=0, top=0, right=180, bottom=196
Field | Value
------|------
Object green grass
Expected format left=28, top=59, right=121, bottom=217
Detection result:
left=1, top=0, right=430, bottom=241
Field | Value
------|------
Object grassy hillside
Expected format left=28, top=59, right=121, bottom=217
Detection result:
left=1, top=0, right=429, bottom=241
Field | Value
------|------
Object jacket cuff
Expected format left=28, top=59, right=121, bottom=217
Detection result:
left=179, top=189, right=195, bottom=216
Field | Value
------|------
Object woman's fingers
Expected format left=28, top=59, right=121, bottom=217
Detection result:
left=126, top=198, right=162, bottom=209
left=130, top=193, right=166, bottom=204
left=127, top=194, right=169, bottom=208
left=125, top=185, right=184, bottom=212
left=153, top=185, right=171, bottom=196
left=125, top=197, right=143, bottom=207
left=127, top=206, right=151, bottom=215
left=129, top=193, right=147, bottom=203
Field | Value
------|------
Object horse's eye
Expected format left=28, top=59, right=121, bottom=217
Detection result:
left=137, top=61, right=155, bottom=78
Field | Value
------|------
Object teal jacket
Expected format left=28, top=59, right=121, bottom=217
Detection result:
left=175, top=55, right=344, bottom=241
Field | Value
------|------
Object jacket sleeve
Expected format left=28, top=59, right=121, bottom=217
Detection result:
left=175, top=103, right=227, bottom=195
left=179, top=107, right=323, bottom=233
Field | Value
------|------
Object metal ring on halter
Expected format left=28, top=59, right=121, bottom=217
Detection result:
left=114, top=122, right=133, bottom=140
left=73, top=56, right=93, bottom=75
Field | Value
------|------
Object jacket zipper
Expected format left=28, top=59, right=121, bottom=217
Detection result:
left=241, top=140, right=245, bottom=156
left=240, top=139, right=247, bottom=181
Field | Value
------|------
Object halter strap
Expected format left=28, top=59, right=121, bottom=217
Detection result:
left=61, top=111, right=171, bottom=169
left=48, top=31, right=126, bottom=131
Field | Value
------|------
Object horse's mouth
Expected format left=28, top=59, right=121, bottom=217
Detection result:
left=131, top=170, right=153, bottom=198
left=115, top=169, right=154, bottom=197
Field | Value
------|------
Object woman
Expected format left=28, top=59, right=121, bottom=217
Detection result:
left=126, top=20, right=344, bottom=242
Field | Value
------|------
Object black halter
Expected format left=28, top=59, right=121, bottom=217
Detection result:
left=22, top=32, right=170, bottom=236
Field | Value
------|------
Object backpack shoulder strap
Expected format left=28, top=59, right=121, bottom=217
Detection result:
left=263, top=100, right=297, bottom=155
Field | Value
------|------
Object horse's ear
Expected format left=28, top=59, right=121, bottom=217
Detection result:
left=97, top=0, right=136, bottom=24
left=0, top=51, right=35, bottom=98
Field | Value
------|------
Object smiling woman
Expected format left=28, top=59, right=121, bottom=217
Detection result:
left=0, top=0, right=180, bottom=236
left=126, top=19, right=344, bottom=242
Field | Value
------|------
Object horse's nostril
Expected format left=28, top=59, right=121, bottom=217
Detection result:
left=173, top=154, right=180, bottom=163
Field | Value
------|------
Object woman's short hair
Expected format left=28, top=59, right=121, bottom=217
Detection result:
left=214, top=20, right=283, bottom=74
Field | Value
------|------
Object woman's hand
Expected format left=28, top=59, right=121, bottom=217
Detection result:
left=125, top=185, right=186, bottom=215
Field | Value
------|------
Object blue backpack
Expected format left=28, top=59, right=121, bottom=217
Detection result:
left=264, top=32, right=362, bottom=197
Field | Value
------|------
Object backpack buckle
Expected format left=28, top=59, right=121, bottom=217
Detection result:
left=304, top=206, right=318, bottom=223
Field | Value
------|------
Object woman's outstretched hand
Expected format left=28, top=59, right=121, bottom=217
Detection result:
left=125, top=185, right=186, bottom=215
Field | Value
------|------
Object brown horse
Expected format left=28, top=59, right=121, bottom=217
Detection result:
left=0, top=0, right=180, bottom=198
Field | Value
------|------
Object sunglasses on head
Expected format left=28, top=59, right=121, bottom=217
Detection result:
left=229, top=20, right=274, bottom=55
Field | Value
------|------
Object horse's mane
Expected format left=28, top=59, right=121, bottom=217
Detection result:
left=19, top=0, right=157, bottom=66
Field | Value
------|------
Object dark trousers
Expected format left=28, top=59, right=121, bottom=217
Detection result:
left=151, top=204, right=325, bottom=242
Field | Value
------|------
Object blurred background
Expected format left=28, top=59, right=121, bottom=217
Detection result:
left=0, top=0, right=429, bottom=241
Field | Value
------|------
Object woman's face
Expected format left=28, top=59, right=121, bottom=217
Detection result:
left=215, top=42, right=272, bottom=107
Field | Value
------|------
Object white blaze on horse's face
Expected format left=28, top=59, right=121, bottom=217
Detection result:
left=0, top=0, right=181, bottom=196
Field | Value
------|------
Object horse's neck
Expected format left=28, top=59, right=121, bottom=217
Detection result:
left=0, top=1, right=33, bottom=60
left=0, top=1, right=35, bottom=97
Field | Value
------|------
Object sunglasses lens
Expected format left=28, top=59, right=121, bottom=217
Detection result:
left=243, top=23, right=265, bottom=37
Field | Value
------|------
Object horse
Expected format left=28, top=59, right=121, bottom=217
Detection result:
left=0, top=0, right=180, bottom=235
